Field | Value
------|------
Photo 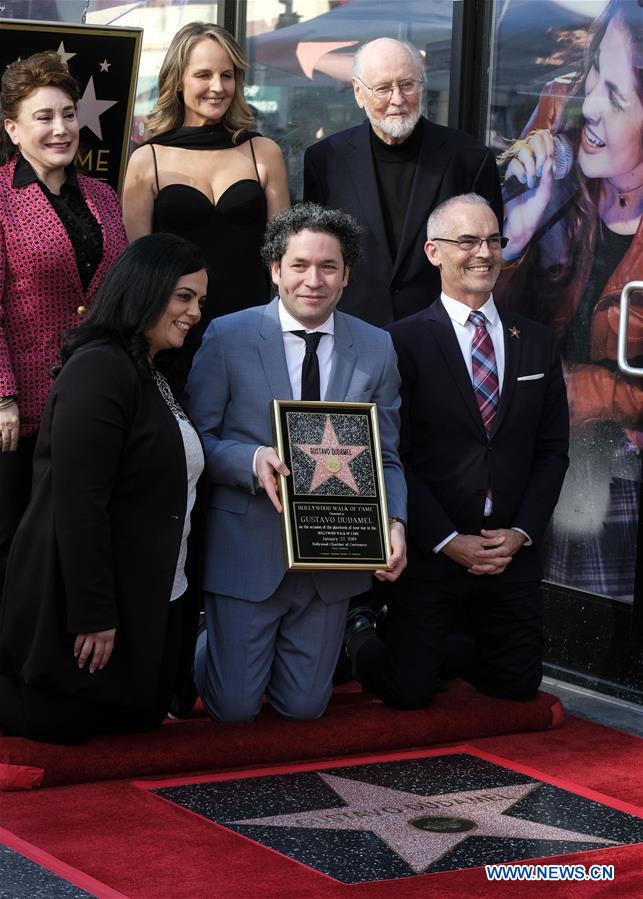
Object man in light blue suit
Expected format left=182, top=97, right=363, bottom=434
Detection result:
left=185, top=204, right=407, bottom=723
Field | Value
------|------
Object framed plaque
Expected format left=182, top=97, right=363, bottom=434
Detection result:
left=271, top=400, right=391, bottom=571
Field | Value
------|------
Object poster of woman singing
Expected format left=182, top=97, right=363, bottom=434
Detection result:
left=493, top=0, right=642, bottom=603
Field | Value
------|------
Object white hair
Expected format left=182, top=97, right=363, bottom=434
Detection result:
left=352, top=38, right=424, bottom=80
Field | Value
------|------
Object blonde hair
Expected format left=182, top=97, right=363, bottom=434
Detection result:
left=147, top=22, right=254, bottom=140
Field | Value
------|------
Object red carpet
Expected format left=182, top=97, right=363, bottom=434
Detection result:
left=0, top=716, right=641, bottom=898
left=0, top=681, right=562, bottom=789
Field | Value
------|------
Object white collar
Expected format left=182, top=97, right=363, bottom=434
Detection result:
left=278, top=299, right=335, bottom=335
left=441, top=292, right=498, bottom=327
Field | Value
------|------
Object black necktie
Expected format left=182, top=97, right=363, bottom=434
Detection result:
left=293, top=330, right=323, bottom=401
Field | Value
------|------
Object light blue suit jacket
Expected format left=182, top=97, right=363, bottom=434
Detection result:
left=185, top=298, right=406, bottom=603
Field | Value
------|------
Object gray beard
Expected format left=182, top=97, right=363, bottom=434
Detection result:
left=368, top=108, right=421, bottom=141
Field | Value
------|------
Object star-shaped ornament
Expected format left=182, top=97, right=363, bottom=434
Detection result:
left=509, top=325, right=521, bottom=338
left=231, top=773, right=617, bottom=873
left=56, top=41, right=76, bottom=65
left=99, top=59, right=111, bottom=73
left=77, top=77, right=118, bottom=140
left=294, top=415, right=367, bottom=494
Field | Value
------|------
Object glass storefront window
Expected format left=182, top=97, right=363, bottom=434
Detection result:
left=244, top=0, right=456, bottom=201
left=487, top=0, right=642, bottom=603
left=47, top=1, right=457, bottom=201
left=3, top=1, right=456, bottom=192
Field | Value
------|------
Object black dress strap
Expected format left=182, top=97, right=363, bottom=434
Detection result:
left=249, top=138, right=260, bottom=182
left=150, top=144, right=160, bottom=194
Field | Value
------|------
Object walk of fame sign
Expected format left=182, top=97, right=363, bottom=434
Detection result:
left=0, top=20, right=142, bottom=192
left=150, top=749, right=643, bottom=884
left=271, top=400, right=391, bottom=570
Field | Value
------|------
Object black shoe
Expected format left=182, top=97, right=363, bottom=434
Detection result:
left=167, top=680, right=198, bottom=720
left=334, top=607, right=378, bottom=685
left=346, top=607, right=378, bottom=645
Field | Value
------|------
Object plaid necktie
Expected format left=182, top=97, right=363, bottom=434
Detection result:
left=469, top=310, right=499, bottom=433
left=293, top=330, right=322, bottom=401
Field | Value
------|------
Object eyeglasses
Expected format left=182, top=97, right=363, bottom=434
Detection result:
left=355, top=76, right=423, bottom=101
left=430, top=235, right=509, bottom=252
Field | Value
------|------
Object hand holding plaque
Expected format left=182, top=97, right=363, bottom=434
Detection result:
left=271, top=400, right=392, bottom=571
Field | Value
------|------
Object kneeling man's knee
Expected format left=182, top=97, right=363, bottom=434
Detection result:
left=202, top=690, right=262, bottom=724
left=479, top=668, right=542, bottom=702
left=270, top=689, right=331, bottom=721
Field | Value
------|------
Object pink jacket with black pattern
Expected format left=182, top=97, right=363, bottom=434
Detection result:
left=0, top=155, right=128, bottom=435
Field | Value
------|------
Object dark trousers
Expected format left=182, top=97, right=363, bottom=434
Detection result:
left=0, top=594, right=189, bottom=744
left=0, top=435, right=37, bottom=594
left=356, top=574, right=544, bottom=710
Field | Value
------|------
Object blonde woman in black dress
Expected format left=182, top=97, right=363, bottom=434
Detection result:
left=123, top=22, right=289, bottom=385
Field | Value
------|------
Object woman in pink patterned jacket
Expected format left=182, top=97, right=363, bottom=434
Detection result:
left=0, top=52, right=127, bottom=587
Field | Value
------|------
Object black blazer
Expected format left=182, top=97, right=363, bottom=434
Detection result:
left=0, top=342, right=202, bottom=708
left=388, top=299, right=569, bottom=581
left=304, top=117, right=503, bottom=326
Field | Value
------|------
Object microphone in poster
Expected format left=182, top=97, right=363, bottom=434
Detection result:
left=501, top=134, right=573, bottom=203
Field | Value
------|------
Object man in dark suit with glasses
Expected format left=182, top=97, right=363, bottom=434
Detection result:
left=346, top=193, right=569, bottom=710
left=304, top=37, right=502, bottom=327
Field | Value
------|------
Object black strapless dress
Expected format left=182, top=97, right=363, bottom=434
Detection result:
left=152, top=171, right=270, bottom=386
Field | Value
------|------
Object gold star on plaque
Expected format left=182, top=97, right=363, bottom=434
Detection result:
left=509, top=325, right=521, bottom=338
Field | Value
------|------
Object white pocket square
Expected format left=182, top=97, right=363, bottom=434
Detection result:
left=517, top=373, right=544, bottom=381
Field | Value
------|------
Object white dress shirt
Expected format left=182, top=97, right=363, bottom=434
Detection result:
left=279, top=300, right=335, bottom=399
left=252, top=300, right=335, bottom=476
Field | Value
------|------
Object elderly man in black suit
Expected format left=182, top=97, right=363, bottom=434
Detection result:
left=303, top=37, right=502, bottom=327
left=347, top=193, right=569, bottom=708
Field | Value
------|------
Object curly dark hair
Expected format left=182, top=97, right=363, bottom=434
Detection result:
left=1, top=51, right=80, bottom=164
left=261, top=203, right=362, bottom=269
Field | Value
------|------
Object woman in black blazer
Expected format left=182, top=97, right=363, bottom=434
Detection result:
left=0, top=234, right=208, bottom=743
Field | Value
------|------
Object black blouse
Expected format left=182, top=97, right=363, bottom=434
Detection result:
left=13, top=155, right=103, bottom=291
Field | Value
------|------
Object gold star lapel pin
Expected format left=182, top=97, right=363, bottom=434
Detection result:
left=509, top=325, right=521, bottom=338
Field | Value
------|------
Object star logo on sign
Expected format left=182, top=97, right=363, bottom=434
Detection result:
left=77, top=77, right=117, bottom=139
left=230, top=774, right=616, bottom=872
left=55, top=42, right=76, bottom=65
left=99, top=59, right=111, bottom=73
left=294, top=415, right=367, bottom=493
